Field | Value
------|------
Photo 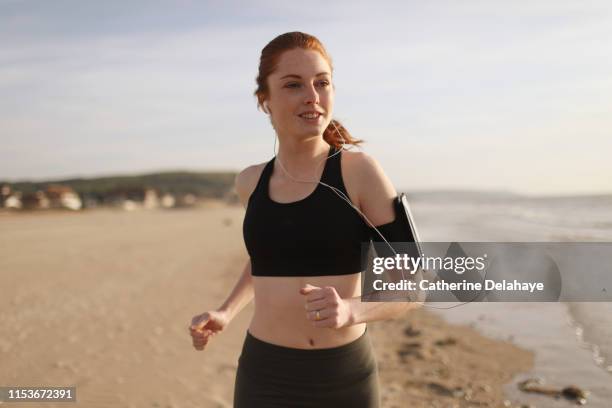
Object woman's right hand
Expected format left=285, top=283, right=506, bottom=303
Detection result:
left=189, top=309, right=230, bottom=351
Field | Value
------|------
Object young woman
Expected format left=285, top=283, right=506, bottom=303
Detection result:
left=189, top=31, right=417, bottom=408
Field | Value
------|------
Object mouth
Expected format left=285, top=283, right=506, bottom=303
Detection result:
left=298, top=111, right=323, bottom=122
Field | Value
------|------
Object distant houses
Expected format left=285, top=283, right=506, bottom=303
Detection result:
left=1, top=184, right=82, bottom=211
left=45, top=184, right=83, bottom=210
left=0, top=183, right=210, bottom=212
left=100, top=187, right=195, bottom=210
left=21, top=190, right=51, bottom=210
left=1, top=184, right=22, bottom=209
left=1, top=169, right=240, bottom=213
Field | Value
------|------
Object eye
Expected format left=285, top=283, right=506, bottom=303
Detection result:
left=285, top=82, right=301, bottom=88
left=317, top=80, right=330, bottom=87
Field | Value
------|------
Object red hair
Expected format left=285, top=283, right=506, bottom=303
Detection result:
left=254, top=32, right=364, bottom=149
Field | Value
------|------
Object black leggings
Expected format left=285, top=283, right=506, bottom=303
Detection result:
left=233, top=327, right=380, bottom=408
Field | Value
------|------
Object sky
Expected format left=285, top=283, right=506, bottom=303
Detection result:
left=1, top=0, right=611, bottom=196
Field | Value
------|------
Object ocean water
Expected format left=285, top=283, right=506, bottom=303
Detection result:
left=406, top=191, right=612, bottom=407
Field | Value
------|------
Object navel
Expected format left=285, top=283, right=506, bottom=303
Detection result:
left=308, top=338, right=315, bottom=347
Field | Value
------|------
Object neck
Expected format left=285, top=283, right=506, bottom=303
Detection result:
left=275, top=138, right=331, bottom=182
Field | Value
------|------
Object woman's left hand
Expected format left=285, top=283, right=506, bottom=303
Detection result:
left=300, top=284, right=354, bottom=328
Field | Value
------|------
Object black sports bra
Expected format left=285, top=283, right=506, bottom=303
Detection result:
left=242, top=145, right=372, bottom=277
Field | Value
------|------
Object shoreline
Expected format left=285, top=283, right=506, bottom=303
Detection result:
left=436, top=302, right=612, bottom=407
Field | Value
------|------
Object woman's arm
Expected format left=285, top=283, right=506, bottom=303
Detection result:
left=215, top=163, right=262, bottom=320
left=346, top=151, right=422, bottom=322
left=217, top=259, right=254, bottom=321
left=190, top=259, right=253, bottom=349
left=301, top=282, right=421, bottom=329
left=189, top=165, right=261, bottom=349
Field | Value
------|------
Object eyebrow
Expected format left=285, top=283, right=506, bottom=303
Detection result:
left=279, top=72, right=330, bottom=80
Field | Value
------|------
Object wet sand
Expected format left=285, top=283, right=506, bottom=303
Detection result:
left=0, top=205, right=533, bottom=407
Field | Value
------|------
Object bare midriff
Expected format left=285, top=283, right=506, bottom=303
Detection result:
left=248, top=272, right=366, bottom=349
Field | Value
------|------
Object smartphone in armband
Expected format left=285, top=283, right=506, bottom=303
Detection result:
left=369, top=192, right=423, bottom=263
left=396, top=192, right=422, bottom=256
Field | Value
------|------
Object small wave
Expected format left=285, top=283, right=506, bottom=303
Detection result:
left=566, top=302, right=612, bottom=376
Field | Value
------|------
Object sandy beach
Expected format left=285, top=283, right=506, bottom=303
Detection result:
left=0, top=203, right=578, bottom=408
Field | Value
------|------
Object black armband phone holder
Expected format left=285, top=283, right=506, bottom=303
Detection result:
left=363, top=193, right=426, bottom=300
left=368, top=193, right=423, bottom=259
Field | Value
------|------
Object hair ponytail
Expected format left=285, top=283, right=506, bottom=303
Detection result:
left=323, top=119, right=363, bottom=149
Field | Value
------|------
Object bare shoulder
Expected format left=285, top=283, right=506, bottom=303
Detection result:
left=234, top=161, right=267, bottom=208
left=341, top=149, right=381, bottom=175
left=341, top=149, right=395, bottom=194
left=341, top=149, right=397, bottom=225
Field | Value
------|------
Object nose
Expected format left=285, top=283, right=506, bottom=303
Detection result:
left=303, top=82, right=319, bottom=106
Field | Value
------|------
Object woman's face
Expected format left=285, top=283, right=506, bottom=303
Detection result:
left=265, top=48, right=334, bottom=140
